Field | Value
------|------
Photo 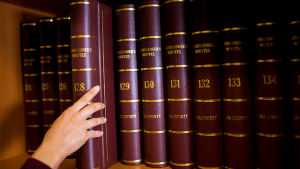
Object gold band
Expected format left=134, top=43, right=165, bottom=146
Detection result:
left=194, top=99, right=221, bottom=102
left=40, top=45, right=55, bottom=48
left=222, top=62, right=248, bottom=66
left=41, top=72, right=57, bottom=74
left=120, top=129, right=142, bottom=133
left=43, top=124, right=52, bottom=127
left=223, top=98, right=250, bottom=102
left=224, top=132, right=249, bottom=137
left=166, top=65, right=190, bottom=69
left=197, top=165, right=224, bottom=169
left=122, top=159, right=143, bottom=163
left=70, top=2, right=94, bottom=5
left=256, top=133, right=284, bottom=137
left=168, top=98, right=192, bottom=101
left=294, top=135, right=300, bottom=139
left=144, top=130, right=166, bottom=133
left=256, top=22, right=277, bottom=27
left=24, top=74, right=39, bottom=77
left=165, top=32, right=187, bottom=37
left=140, top=36, right=163, bottom=40
left=119, top=100, right=141, bottom=102
left=256, top=59, right=282, bottom=63
left=23, top=23, right=36, bottom=26
left=142, top=99, right=165, bottom=102
left=115, top=8, right=136, bottom=12
left=118, top=69, right=139, bottom=72
left=60, top=99, right=73, bottom=102
left=116, top=38, right=138, bottom=42
left=169, top=130, right=193, bottom=134
left=221, top=27, right=247, bottom=32
left=256, top=97, right=283, bottom=101
left=139, top=4, right=161, bottom=10
left=57, top=44, right=70, bottom=48
left=72, top=68, right=96, bottom=71
left=225, top=166, right=234, bottom=169
left=25, top=100, right=40, bottom=102
left=289, top=20, right=300, bottom=25
left=145, top=160, right=168, bottom=165
left=192, top=30, right=219, bottom=35
left=164, top=0, right=185, bottom=4
left=193, top=64, right=220, bottom=68
left=42, top=98, right=59, bottom=101
left=57, top=17, right=70, bottom=20
left=291, top=97, right=300, bottom=101
left=170, top=162, right=194, bottom=166
left=141, top=67, right=164, bottom=71
left=26, top=125, right=39, bottom=128
left=58, top=71, right=71, bottom=74
left=27, top=150, right=36, bottom=153
left=39, top=19, right=53, bottom=22
left=23, top=48, right=38, bottom=51
left=196, top=132, right=222, bottom=136
left=290, top=59, right=300, bottom=62
left=71, top=35, right=95, bottom=38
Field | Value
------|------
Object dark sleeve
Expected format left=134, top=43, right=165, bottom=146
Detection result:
left=21, top=158, right=51, bottom=169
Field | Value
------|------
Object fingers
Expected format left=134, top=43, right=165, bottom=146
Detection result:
left=84, top=117, right=107, bottom=129
left=71, top=85, right=100, bottom=112
left=87, top=130, right=103, bottom=139
left=78, top=103, right=105, bottom=120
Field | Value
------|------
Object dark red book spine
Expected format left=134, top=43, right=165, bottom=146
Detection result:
left=22, top=21, right=44, bottom=154
left=39, top=17, right=59, bottom=133
left=115, top=4, right=143, bottom=165
left=70, top=1, right=118, bottom=168
left=191, top=0, right=223, bottom=168
left=164, top=0, right=193, bottom=168
left=139, top=1, right=168, bottom=167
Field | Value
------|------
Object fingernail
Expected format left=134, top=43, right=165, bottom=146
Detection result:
left=94, top=85, right=100, bottom=91
left=101, top=103, right=105, bottom=108
left=99, top=131, right=103, bottom=136
left=104, top=118, right=107, bottom=122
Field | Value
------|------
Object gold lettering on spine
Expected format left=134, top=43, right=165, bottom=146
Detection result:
left=228, top=78, right=241, bottom=87
left=168, top=50, right=181, bottom=54
left=166, top=45, right=187, bottom=49
left=120, top=115, right=136, bottom=119
left=168, top=114, right=188, bottom=119
left=59, top=83, right=67, bottom=90
left=120, top=82, right=130, bottom=90
left=43, top=110, right=54, bottom=114
left=198, top=79, right=210, bottom=88
left=143, top=114, right=161, bottom=118
left=25, top=84, right=32, bottom=91
left=196, top=116, right=217, bottom=120
left=74, top=83, right=85, bottom=91
left=225, top=116, right=248, bottom=120
left=42, top=83, right=49, bottom=90
left=259, top=114, right=282, bottom=120
left=170, top=80, right=180, bottom=88
left=144, top=81, right=154, bottom=89
left=117, top=50, right=136, bottom=54
left=27, top=111, right=37, bottom=115
left=142, top=52, right=155, bottom=57
left=27, top=125, right=39, bottom=128
left=140, top=47, right=161, bottom=52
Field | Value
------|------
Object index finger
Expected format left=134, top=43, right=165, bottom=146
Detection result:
left=70, top=85, right=100, bottom=112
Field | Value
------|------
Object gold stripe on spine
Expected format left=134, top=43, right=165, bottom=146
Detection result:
left=256, top=22, right=277, bottom=26
left=139, top=4, right=161, bottom=10
left=289, top=20, right=300, bottom=24
left=170, top=162, right=194, bottom=166
left=27, top=150, right=36, bottom=153
left=115, top=8, right=136, bottom=13
left=166, top=65, right=190, bottom=69
left=168, top=98, right=192, bottom=101
left=291, top=97, right=300, bottom=101
left=71, top=35, right=95, bottom=38
left=122, top=159, right=143, bottom=163
left=40, top=45, right=55, bottom=48
left=70, top=2, right=94, bottom=5
left=256, top=97, right=283, bottom=101
left=118, top=69, right=139, bottom=72
left=224, top=132, right=249, bottom=137
left=120, top=129, right=142, bottom=133
left=72, top=68, right=96, bottom=71
left=140, top=36, right=163, bottom=40
left=39, top=19, right=53, bottom=22
left=164, top=0, right=185, bottom=4
left=41, top=72, right=58, bottom=74
left=197, top=165, right=224, bottom=169
left=116, top=38, right=138, bottom=42
left=196, top=132, right=222, bottom=136
left=221, top=27, right=247, bottom=32
left=119, top=100, right=141, bottom=102
left=193, top=64, right=220, bottom=68
left=26, top=125, right=39, bottom=128
left=42, top=98, right=59, bottom=101
left=22, top=23, right=36, bottom=26
left=290, top=59, right=300, bottom=62
left=294, top=135, right=300, bottom=139
left=141, top=67, right=164, bottom=71
left=56, top=17, right=70, bottom=20
left=256, top=59, right=282, bottom=63
left=222, top=62, right=248, bottom=66
left=256, top=133, right=284, bottom=137
left=144, top=130, right=166, bottom=133
left=192, top=30, right=219, bottom=35
left=169, top=130, right=193, bottom=134
left=57, top=44, right=70, bottom=48
left=43, top=124, right=52, bottom=127
left=60, top=99, right=73, bottom=102
left=194, top=99, right=221, bottom=102
left=24, top=74, right=39, bottom=77
left=225, top=167, right=234, bottom=169
left=142, top=99, right=165, bottom=102
left=223, top=98, right=250, bottom=102
left=145, top=160, right=168, bottom=165
left=25, top=100, right=40, bottom=102
left=23, top=48, right=38, bottom=51
left=58, top=71, right=71, bottom=74
left=165, top=32, right=188, bottom=37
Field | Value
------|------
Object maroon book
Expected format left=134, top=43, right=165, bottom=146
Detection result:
left=39, top=17, right=60, bottom=134
left=70, top=1, right=118, bottom=168
left=191, top=0, right=223, bottom=168
left=115, top=4, right=143, bottom=165
left=164, top=0, right=193, bottom=168
left=22, top=21, right=43, bottom=154
left=139, top=1, right=168, bottom=167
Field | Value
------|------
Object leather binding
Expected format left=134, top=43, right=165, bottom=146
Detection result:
left=139, top=1, right=168, bottom=167
left=221, top=2, right=253, bottom=168
left=164, top=0, right=193, bottom=168
left=115, top=4, right=143, bottom=165
left=22, top=20, right=44, bottom=154
left=70, top=1, right=118, bottom=168
left=39, top=17, right=59, bottom=133
left=254, top=21, right=284, bottom=169
left=191, top=0, right=223, bottom=168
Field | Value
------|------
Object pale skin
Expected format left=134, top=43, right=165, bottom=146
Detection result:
left=32, top=85, right=106, bottom=169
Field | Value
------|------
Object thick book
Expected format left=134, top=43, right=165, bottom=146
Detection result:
left=191, top=0, right=223, bottom=168
left=164, top=0, right=193, bottom=168
left=115, top=4, right=143, bottom=165
left=39, top=17, right=60, bottom=133
left=70, top=1, right=118, bottom=168
left=139, top=1, right=168, bottom=167
left=22, top=21, right=44, bottom=154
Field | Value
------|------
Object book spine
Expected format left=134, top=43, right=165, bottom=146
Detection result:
left=164, top=0, right=193, bottom=168
left=191, top=0, right=223, bottom=168
left=139, top=1, right=168, bottom=167
left=22, top=21, right=44, bottom=154
left=115, top=4, right=143, bottom=165
left=39, top=17, right=59, bottom=133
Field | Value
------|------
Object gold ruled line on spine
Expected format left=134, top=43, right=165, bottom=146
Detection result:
left=23, top=48, right=38, bottom=51
left=194, top=99, right=221, bottom=102
left=118, top=69, right=139, bottom=72
left=294, top=135, right=300, bottom=139
left=145, top=160, right=168, bottom=165
left=40, top=45, right=55, bottom=48
left=141, top=67, right=164, bottom=71
left=57, top=44, right=70, bottom=48
left=170, top=161, right=194, bottom=166
left=139, top=4, right=161, bottom=10
left=58, top=55, right=70, bottom=59
left=60, top=99, right=73, bottom=102
left=256, top=97, right=283, bottom=101
left=164, top=0, right=185, bottom=4
left=42, top=98, right=59, bottom=101
left=27, top=150, right=36, bottom=153
left=43, top=124, right=52, bottom=127
left=256, top=22, right=277, bottom=27
left=72, top=68, right=96, bottom=71
left=290, top=59, right=300, bottom=62
left=116, top=38, right=138, bottom=42
left=192, top=30, right=219, bottom=35
left=165, top=32, right=188, bottom=37
left=41, top=72, right=58, bottom=74
left=144, top=130, right=166, bottom=133
left=22, top=23, right=36, bottom=26
left=196, top=132, right=223, bottom=136
left=119, top=100, right=141, bottom=103
left=193, top=64, right=220, bottom=68
left=168, top=98, right=192, bottom=101
left=120, top=129, right=142, bottom=133
left=256, top=59, right=282, bottom=63
left=166, top=65, right=190, bottom=69
left=222, top=62, right=248, bottom=66
left=142, top=99, right=165, bottom=102
left=197, top=165, right=224, bottom=169
left=256, top=133, right=284, bottom=137
left=225, top=166, right=234, bottom=169
left=26, top=125, right=39, bottom=128
left=122, top=159, right=143, bottom=163
left=169, top=130, right=193, bottom=134
left=223, top=98, right=250, bottom=102
left=71, top=35, right=95, bottom=38
left=56, top=17, right=70, bottom=20
left=291, top=97, right=300, bottom=101
left=70, top=2, right=94, bottom=5
left=115, top=8, right=136, bottom=13
left=24, top=74, right=39, bottom=77
left=25, top=100, right=40, bottom=102
left=289, top=20, right=300, bottom=24
left=140, top=36, right=163, bottom=40
left=58, top=71, right=71, bottom=74
left=224, top=132, right=249, bottom=137
left=221, top=27, right=247, bottom=32
left=39, top=19, right=53, bottom=22
left=190, top=0, right=195, bottom=2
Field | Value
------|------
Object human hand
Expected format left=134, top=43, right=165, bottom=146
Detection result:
left=32, top=85, right=106, bottom=169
